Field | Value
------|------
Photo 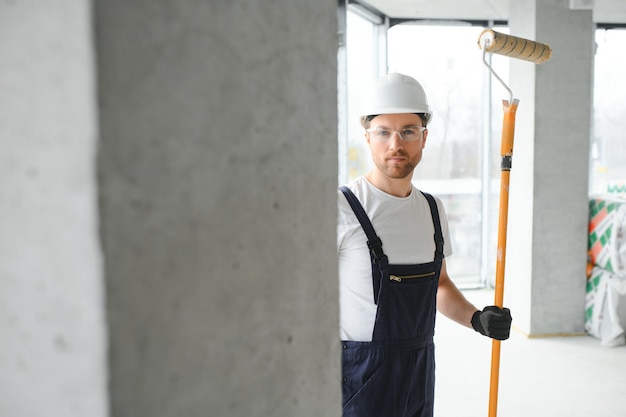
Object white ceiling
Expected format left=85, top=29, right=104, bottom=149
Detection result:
left=357, top=0, right=626, bottom=24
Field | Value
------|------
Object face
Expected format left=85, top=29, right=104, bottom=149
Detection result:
left=365, top=113, right=428, bottom=180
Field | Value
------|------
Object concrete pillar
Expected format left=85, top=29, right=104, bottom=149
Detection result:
left=94, top=1, right=341, bottom=416
left=0, top=1, right=107, bottom=416
left=506, top=0, right=593, bottom=335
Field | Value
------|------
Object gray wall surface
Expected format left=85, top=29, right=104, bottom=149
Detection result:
left=94, top=1, right=341, bottom=416
left=506, top=0, right=592, bottom=335
left=1, top=0, right=605, bottom=415
left=0, top=1, right=108, bottom=416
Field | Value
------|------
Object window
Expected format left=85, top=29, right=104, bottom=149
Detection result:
left=388, top=23, right=509, bottom=287
left=342, top=13, right=511, bottom=287
left=342, top=8, right=385, bottom=183
left=591, top=28, right=626, bottom=196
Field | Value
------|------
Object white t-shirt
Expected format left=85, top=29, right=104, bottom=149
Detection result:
left=337, top=176, right=453, bottom=342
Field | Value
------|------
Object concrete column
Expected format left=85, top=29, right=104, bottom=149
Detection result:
left=94, top=1, right=340, bottom=416
left=0, top=1, right=107, bottom=416
left=506, top=0, right=593, bottom=335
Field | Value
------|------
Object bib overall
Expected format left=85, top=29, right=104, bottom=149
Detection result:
left=339, top=186, right=444, bottom=417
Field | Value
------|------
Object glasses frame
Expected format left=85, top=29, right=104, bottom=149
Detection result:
left=365, top=125, right=427, bottom=142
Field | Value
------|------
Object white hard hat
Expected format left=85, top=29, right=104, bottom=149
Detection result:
left=359, top=73, right=432, bottom=124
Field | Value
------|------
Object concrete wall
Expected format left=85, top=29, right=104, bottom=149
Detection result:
left=1, top=0, right=339, bottom=416
left=506, top=0, right=593, bottom=335
left=94, top=1, right=340, bottom=416
left=0, top=1, right=108, bottom=416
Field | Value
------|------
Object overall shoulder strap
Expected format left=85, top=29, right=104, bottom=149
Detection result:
left=339, top=186, right=388, bottom=305
left=339, top=186, right=386, bottom=261
left=419, top=191, right=445, bottom=262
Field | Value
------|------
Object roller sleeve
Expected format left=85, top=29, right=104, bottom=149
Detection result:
left=478, top=29, right=552, bottom=64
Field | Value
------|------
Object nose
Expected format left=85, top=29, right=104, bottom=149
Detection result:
left=388, top=131, right=405, bottom=149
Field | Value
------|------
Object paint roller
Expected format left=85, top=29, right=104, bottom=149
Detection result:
left=479, top=29, right=552, bottom=64
left=477, top=29, right=552, bottom=417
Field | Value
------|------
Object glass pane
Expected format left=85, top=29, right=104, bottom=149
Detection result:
left=591, top=28, right=626, bottom=196
left=387, top=24, right=508, bottom=286
left=345, top=11, right=380, bottom=183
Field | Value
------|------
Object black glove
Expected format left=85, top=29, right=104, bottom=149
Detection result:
left=471, top=306, right=512, bottom=340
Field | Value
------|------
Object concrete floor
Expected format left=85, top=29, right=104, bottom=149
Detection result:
left=434, top=289, right=626, bottom=417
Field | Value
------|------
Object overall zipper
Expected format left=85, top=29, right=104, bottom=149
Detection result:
left=389, top=271, right=436, bottom=282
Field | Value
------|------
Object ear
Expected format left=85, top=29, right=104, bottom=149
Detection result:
left=422, top=129, right=428, bottom=149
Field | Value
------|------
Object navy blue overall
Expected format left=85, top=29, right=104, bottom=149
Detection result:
left=339, top=186, right=444, bottom=417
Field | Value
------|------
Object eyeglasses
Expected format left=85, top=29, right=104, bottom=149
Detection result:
left=366, top=126, right=427, bottom=142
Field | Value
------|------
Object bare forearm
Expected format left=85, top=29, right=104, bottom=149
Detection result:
left=437, top=261, right=478, bottom=328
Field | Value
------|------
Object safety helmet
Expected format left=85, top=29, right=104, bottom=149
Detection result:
left=359, top=73, right=432, bottom=125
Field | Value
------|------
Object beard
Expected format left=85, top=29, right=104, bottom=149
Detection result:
left=373, top=151, right=420, bottom=179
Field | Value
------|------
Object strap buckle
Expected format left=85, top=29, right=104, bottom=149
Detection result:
left=367, top=238, right=386, bottom=261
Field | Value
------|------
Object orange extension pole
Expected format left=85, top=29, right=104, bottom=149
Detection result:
left=488, top=98, right=519, bottom=417
left=478, top=28, right=551, bottom=417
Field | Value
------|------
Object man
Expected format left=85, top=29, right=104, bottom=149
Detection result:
left=338, top=73, right=512, bottom=417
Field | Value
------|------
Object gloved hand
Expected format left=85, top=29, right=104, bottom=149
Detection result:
left=471, top=306, right=512, bottom=340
